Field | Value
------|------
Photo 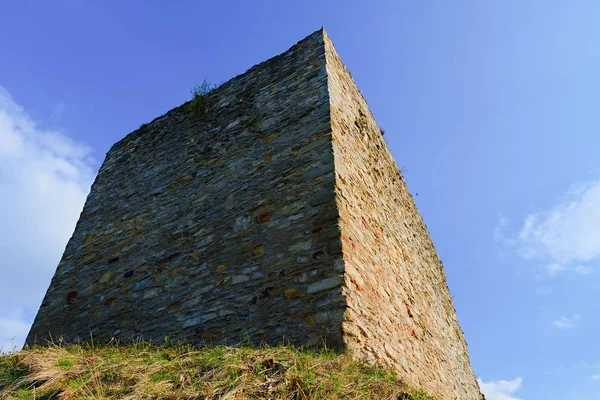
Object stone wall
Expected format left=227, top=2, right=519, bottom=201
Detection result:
left=324, top=33, right=482, bottom=399
left=27, top=28, right=481, bottom=399
left=27, top=30, right=347, bottom=349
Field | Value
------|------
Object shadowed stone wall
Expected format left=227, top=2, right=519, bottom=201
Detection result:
left=27, top=30, right=347, bottom=349
left=27, top=28, right=482, bottom=399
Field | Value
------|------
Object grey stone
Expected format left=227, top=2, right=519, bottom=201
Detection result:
left=231, top=275, right=249, bottom=285
left=307, top=276, right=344, bottom=294
left=289, top=240, right=312, bottom=252
left=26, top=28, right=481, bottom=400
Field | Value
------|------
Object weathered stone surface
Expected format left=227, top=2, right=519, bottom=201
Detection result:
left=307, top=276, right=344, bottom=294
left=27, top=28, right=481, bottom=399
left=324, top=32, right=481, bottom=399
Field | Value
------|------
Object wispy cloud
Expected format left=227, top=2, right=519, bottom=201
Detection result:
left=541, top=263, right=593, bottom=277
left=496, top=181, right=600, bottom=278
left=545, top=263, right=567, bottom=276
left=477, top=377, right=523, bottom=400
left=574, top=265, right=593, bottom=275
left=517, top=181, right=600, bottom=264
left=592, top=374, right=600, bottom=381
left=0, top=86, right=95, bottom=349
left=494, top=215, right=515, bottom=246
left=552, top=315, right=581, bottom=329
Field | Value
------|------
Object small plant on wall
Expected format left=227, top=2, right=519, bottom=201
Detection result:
left=187, top=79, right=217, bottom=118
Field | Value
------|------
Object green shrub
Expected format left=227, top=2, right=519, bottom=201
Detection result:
left=187, top=79, right=217, bottom=119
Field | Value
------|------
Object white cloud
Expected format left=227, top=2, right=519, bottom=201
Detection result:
left=494, top=216, right=507, bottom=242
left=552, top=315, right=581, bottom=329
left=574, top=265, right=593, bottom=275
left=497, top=181, right=600, bottom=279
left=0, top=86, right=95, bottom=350
left=478, top=377, right=523, bottom=400
left=517, top=181, right=600, bottom=264
left=545, top=263, right=567, bottom=276
left=592, top=374, right=600, bottom=381
left=538, top=263, right=594, bottom=277
left=494, top=215, right=515, bottom=246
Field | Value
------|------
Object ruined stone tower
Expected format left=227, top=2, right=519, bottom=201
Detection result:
left=27, top=29, right=482, bottom=399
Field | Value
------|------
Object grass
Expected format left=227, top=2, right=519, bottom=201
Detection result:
left=0, top=342, right=433, bottom=399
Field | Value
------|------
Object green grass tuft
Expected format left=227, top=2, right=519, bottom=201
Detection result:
left=410, top=388, right=436, bottom=400
left=186, top=79, right=217, bottom=119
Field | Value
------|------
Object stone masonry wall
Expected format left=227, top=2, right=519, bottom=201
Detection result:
left=324, top=33, right=482, bottom=399
left=27, top=28, right=482, bottom=399
left=27, top=30, right=347, bottom=349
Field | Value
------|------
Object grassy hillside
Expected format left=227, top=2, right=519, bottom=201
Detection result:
left=0, top=342, right=432, bottom=399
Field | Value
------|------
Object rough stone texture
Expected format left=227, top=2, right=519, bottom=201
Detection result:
left=324, top=34, right=481, bottom=399
left=27, top=28, right=482, bottom=399
left=28, top=30, right=345, bottom=350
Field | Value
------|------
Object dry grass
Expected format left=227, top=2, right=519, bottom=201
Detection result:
left=0, top=341, right=432, bottom=399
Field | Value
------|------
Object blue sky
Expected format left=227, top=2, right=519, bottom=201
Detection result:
left=1, top=1, right=599, bottom=399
